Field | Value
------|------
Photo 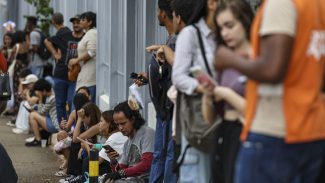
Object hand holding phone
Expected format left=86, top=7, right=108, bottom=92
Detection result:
left=102, top=144, right=117, bottom=153
left=130, top=72, right=149, bottom=85
left=190, top=65, right=217, bottom=88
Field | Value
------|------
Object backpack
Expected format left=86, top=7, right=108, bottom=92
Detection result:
left=34, top=30, right=51, bottom=60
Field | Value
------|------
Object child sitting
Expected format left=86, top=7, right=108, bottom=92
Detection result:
left=54, top=130, right=72, bottom=153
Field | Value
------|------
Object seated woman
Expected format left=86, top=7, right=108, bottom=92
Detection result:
left=25, top=79, right=59, bottom=147
left=79, top=110, right=128, bottom=181
left=58, top=93, right=90, bottom=181
left=61, top=102, right=101, bottom=183
left=104, top=100, right=155, bottom=183
left=60, top=86, right=91, bottom=132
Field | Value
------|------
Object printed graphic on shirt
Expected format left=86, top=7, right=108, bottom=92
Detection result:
left=127, top=144, right=141, bottom=167
left=307, top=31, right=325, bottom=61
left=66, top=41, right=79, bottom=64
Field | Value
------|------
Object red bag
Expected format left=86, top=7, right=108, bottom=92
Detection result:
left=0, top=52, right=7, bottom=72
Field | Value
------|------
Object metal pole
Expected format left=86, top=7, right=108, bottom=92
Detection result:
left=89, top=149, right=99, bottom=183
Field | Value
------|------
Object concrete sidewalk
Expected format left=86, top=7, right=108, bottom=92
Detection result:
left=0, top=116, right=61, bottom=183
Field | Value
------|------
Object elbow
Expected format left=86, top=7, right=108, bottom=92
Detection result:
left=264, top=73, right=284, bottom=84
left=72, top=138, right=78, bottom=143
left=261, top=68, right=286, bottom=84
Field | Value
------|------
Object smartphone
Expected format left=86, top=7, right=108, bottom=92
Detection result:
left=130, top=72, right=149, bottom=85
left=102, top=144, right=116, bottom=153
left=190, top=65, right=217, bottom=88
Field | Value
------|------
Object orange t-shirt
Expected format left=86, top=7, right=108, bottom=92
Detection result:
left=242, top=0, right=325, bottom=143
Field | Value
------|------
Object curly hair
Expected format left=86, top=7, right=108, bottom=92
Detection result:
left=113, top=101, right=145, bottom=130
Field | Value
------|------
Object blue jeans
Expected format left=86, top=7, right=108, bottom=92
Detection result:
left=87, top=86, right=96, bottom=103
left=29, top=65, right=43, bottom=79
left=53, top=78, right=76, bottom=123
left=235, top=133, right=325, bottom=183
left=179, top=135, right=211, bottom=183
left=149, top=116, right=177, bottom=183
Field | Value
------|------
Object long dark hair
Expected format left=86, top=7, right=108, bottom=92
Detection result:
left=172, top=0, right=206, bottom=25
left=113, top=101, right=145, bottom=130
left=82, top=102, right=101, bottom=127
left=215, top=0, right=254, bottom=46
left=188, top=0, right=208, bottom=24
left=101, top=110, right=118, bottom=134
left=3, top=32, right=14, bottom=48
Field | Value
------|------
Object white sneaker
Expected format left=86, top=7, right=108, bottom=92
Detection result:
left=12, top=128, right=29, bottom=134
left=6, top=121, right=16, bottom=127
left=25, top=136, right=35, bottom=143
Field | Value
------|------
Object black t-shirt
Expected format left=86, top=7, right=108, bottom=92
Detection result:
left=48, top=27, right=83, bottom=80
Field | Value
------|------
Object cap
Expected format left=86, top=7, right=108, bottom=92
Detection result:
left=22, top=74, right=38, bottom=85
left=69, top=15, right=81, bottom=23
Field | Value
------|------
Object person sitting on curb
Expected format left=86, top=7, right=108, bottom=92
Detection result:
left=25, top=79, right=59, bottom=147
left=12, top=73, right=39, bottom=134
left=103, top=100, right=155, bottom=183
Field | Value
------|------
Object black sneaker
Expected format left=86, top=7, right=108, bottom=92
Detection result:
left=25, top=139, right=41, bottom=147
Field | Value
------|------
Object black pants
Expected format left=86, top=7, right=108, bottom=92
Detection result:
left=0, top=144, right=18, bottom=183
left=212, top=120, right=242, bottom=183
left=67, top=142, right=83, bottom=175
left=316, top=150, right=325, bottom=183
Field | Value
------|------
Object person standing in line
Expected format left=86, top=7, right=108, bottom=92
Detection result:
left=25, top=16, right=46, bottom=78
left=214, top=0, right=325, bottom=182
left=135, top=0, right=177, bottom=182
left=201, top=0, right=254, bottom=182
left=68, top=12, right=97, bottom=103
left=171, top=0, right=218, bottom=182
left=44, top=13, right=84, bottom=123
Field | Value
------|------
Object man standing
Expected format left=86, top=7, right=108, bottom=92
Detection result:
left=215, top=0, right=325, bottom=182
left=44, top=13, right=84, bottom=123
left=25, top=16, right=45, bottom=78
left=135, top=0, right=177, bottom=182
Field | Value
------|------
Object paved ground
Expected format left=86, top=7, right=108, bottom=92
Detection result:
left=0, top=116, right=62, bottom=183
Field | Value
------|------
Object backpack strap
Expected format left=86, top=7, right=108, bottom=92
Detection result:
left=192, top=25, right=213, bottom=77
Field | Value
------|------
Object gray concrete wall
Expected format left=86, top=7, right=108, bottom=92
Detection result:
left=7, top=0, right=167, bottom=125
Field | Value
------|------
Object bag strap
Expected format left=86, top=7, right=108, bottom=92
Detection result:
left=192, top=25, right=213, bottom=77
left=14, top=44, right=20, bottom=60
left=174, top=144, right=191, bottom=173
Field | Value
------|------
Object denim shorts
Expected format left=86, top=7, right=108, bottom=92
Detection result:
left=46, top=115, right=58, bottom=133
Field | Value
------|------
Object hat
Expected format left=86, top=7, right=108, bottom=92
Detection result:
left=22, top=74, right=38, bottom=85
left=69, top=15, right=81, bottom=23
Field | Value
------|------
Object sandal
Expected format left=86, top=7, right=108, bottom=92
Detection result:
left=54, top=170, right=67, bottom=177
left=59, top=161, right=67, bottom=170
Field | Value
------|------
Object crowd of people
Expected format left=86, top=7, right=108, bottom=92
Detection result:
left=0, top=0, right=325, bottom=183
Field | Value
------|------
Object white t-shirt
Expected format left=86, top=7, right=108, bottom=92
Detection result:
left=30, top=29, right=45, bottom=66
left=99, top=132, right=128, bottom=162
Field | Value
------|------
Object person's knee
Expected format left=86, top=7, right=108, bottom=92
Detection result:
left=29, top=111, right=37, bottom=121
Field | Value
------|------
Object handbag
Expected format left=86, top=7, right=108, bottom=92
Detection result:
left=0, top=71, right=11, bottom=100
left=176, top=25, right=221, bottom=153
left=68, top=64, right=81, bottom=82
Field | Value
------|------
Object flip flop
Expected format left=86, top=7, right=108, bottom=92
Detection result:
left=59, top=164, right=66, bottom=170
left=54, top=170, right=67, bottom=177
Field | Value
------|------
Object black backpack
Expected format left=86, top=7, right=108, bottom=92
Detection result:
left=35, top=30, right=51, bottom=60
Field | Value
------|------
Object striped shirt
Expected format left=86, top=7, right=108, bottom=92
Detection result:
left=40, top=95, right=59, bottom=131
